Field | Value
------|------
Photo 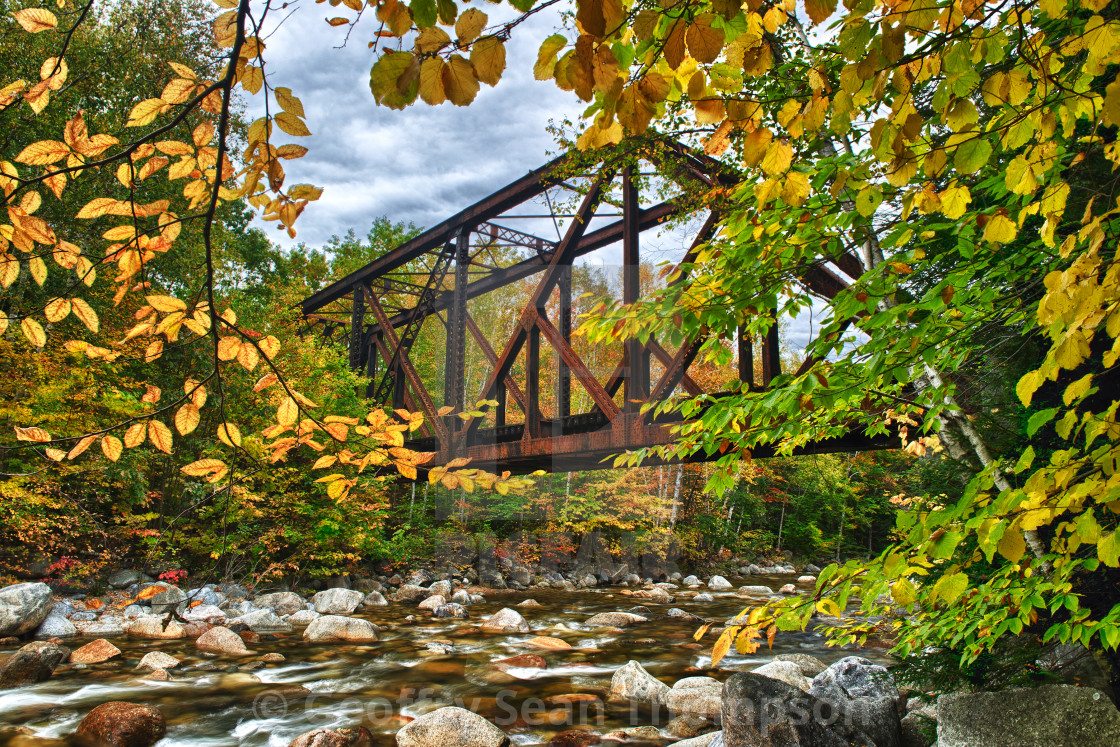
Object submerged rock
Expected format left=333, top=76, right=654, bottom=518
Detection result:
left=395, top=705, right=509, bottom=747
left=524, top=636, right=572, bottom=650
left=480, top=608, right=529, bottom=634
left=0, top=582, right=53, bottom=637
left=74, top=701, right=166, bottom=747
left=585, top=612, right=648, bottom=628
left=303, top=615, right=379, bottom=643
left=432, top=604, right=469, bottom=619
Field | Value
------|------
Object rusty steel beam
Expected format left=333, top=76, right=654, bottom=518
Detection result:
left=535, top=309, right=621, bottom=421
left=465, top=312, right=528, bottom=415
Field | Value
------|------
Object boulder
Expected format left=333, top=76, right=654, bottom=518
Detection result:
left=390, top=584, right=429, bottom=604
left=774, top=654, right=828, bottom=678
left=665, top=676, right=723, bottom=718
left=608, top=660, right=670, bottom=705
left=0, top=582, right=53, bottom=636
left=195, top=626, right=252, bottom=655
left=900, top=710, right=934, bottom=747
left=451, top=590, right=471, bottom=605
left=137, top=651, right=180, bottom=672
left=361, top=592, right=388, bottom=608
left=303, top=615, right=379, bottom=643
left=234, top=609, right=292, bottom=633
left=35, top=612, right=77, bottom=639
left=108, top=570, right=142, bottom=588
left=146, top=585, right=187, bottom=614
left=481, top=608, right=529, bottom=634
left=288, top=609, right=321, bottom=625
left=752, top=661, right=811, bottom=692
left=126, top=616, right=187, bottom=640
left=396, top=706, right=509, bottom=747
left=708, top=576, right=733, bottom=590
left=183, top=587, right=222, bottom=608
left=722, top=672, right=877, bottom=747
left=808, top=656, right=902, bottom=747
left=255, top=591, right=306, bottom=616
left=0, top=641, right=69, bottom=688
left=778, top=584, right=797, bottom=595
left=75, top=616, right=126, bottom=638
left=428, top=580, right=453, bottom=598
left=74, top=702, right=166, bottom=747
left=71, top=638, right=122, bottom=664
left=418, top=595, right=446, bottom=611
left=312, top=588, right=365, bottom=615
left=585, top=612, right=648, bottom=628
left=937, top=684, right=1120, bottom=747
left=682, top=575, right=701, bottom=586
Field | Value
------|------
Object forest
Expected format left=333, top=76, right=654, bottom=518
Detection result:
left=1, top=0, right=1119, bottom=744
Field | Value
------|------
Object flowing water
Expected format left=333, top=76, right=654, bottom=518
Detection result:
left=0, top=578, right=888, bottom=746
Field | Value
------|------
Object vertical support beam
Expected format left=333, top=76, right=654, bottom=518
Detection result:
left=496, top=381, right=507, bottom=428
left=445, top=231, right=470, bottom=412
left=348, top=287, right=364, bottom=369
left=556, top=265, right=572, bottom=425
left=622, top=167, right=649, bottom=408
left=738, top=324, right=754, bottom=388
left=526, top=325, right=541, bottom=438
left=762, top=314, right=781, bottom=386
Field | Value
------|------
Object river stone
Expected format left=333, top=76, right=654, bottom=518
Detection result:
left=901, top=710, right=934, bottom=747
left=752, top=661, right=811, bottom=692
left=127, top=616, right=187, bottom=640
left=608, top=660, right=670, bottom=705
left=52, top=599, right=77, bottom=618
left=184, top=587, right=221, bottom=608
left=722, top=672, right=877, bottom=747
left=451, top=590, right=471, bottom=605
left=361, top=591, right=388, bottom=607
left=778, top=584, right=798, bottom=595
left=525, top=636, right=572, bottom=650
left=255, top=592, right=305, bottom=616
left=668, top=714, right=717, bottom=739
left=122, top=605, right=147, bottom=619
left=418, top=594, right=446, bottom=611
left=433, top=604, right=469, bottom=619
left=738, top=586, right=772, bottom=596
left=666, top=676, right=723, bottom=718
left=0, top=582, right=53, bottom=636
left=937, top=684, right=1120, bottom=746
left=75, top=701, right=166, bottom=747
left=797, top=576, right=817, bottom=585
left=75, top=616, right=127, bottom=638
left=667, top=608, right=703, bottom=623
left=808, top=656, right=902, bottom=747
left=303, top=615, right=379, bottom=643
left=481, top=607, right=529, bottom=633
left=708, top=576, right=733, bottom=590
left=137, top=651, right=181, bottom=672
left=670, top=732, right=724, bottom=746
left=144, top=585, right=186, bottom=614
left=585, top=612, right=648, bottom=628
left=396, top=705, right=510, bottom=747
left=288, top=728, right=350, bottom=747
left=71, top=639, right=122, bottom=664
left=108, top=570, right=142, bottom=588
left=234, top=609, right=291, bottom=633
left=429, top=580, right=453, bottom=598
left=195, top=626, right=252, bottom=655
left=183, top=604, right=227, bottom=624
left=493, top=654, right=546, bottom=673
left=391, top=584, right=429, bottom=604
left=311, top=588, right=364, bottom=615
left=0, top=641, right=69, bottom=688
left=694, top=592, right=714, bottom=602
left=773, top=654, right=827, bottom=678
left=682, top=575, right=701, bottom=586
left=35, top=612, right=77, bottom=639
left=288, top=609, right=321, bottom=625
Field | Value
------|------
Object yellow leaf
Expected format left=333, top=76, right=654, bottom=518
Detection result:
left=127, top=98, right=166, bottom=127
left=45, top=448, right=65, bottom=461
left=416, top=26, right=452, bottom=54
left=141, top=385, right=161, bottom=404
left=274, top=87, right=305, bottom=118
left=277, top=397, right=298, bottom=426
left=101, top=436, right=122, bottom=462
left=760, top=140, right=793, bottom=175
left=217, top=336, right=241, bottom=360
left=276, top=144, right=308, bottom=159
left=123, top=422, right=146, bottom=448
left=237, top=342, right=259, bottom=371
left=456, top=8, right=487, bottom=43
left=259, top=335, right=280, bottom=359
left=686, top=15, right=725, bottom=64
left=76, top=197, right=122, bottom=219
left=15, top=140, right=68, bottom=165
left=254, top=372, right=278, bottom=392
left=217, top=422, right=242, bottom=447
left=44, top=297, right=70, bottom=322
left=213, top=10, right=238, bottom=47
left=161, top=78, right=196, bottom=104
left=15, top=426, right=51, bottom=442
left=419, top=58, right=447, bottom=105
left=804, top=0, right=837, bottom=25
left=275, top=112, right=310, bottom=137
left=312, top=455, right=337, bottom=469
left=70, top=297, right=98, bottom=332
left=239, top=66, right=263, bottom=95
left=997, top=526, right=1026, bottom=562
left=28, top=256, right=46, bottom=286
left=182, top=458, right=225, bottom=476
left=21, top=317, right=46, bottom=347
left=983, top=213, right=1017, bottom=244
left=175, top=403, right=200, bottom=435
left=470, top=37, right=506, bottom=87
left=711, top=627, right=735, bottom=666
left=147, top=295, right=187, bottom=312
left=144, top=339, right=163, bottom=362
left=67, top=435, right=97, bottom=460
left=12, top=8, right=57, bottom=33
left=442, top=54, right=480, bottom=106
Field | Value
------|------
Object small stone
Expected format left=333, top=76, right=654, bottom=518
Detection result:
left=395, top=705, right=509, bottom=747
left=517, top=598, right=542, bottom=607
left=778, top=584, right=797, bottom=594
left=524, top=636, right=572, bottom=650
left=608, top=660, right=669, bottom=706
left=287, top=728, right=349, bottom=747
left=418, top=595, right=446, bottom=611
left=259, top=653, right=286, bottom=663
left=585, top=612, right=647, bottom=628
left=137, top=652, right=180, bottom=672
left=71, top=638, right=122, bottom=664
left=432, top=604, right=469, bottom=619
left=797, top=575, right=817, bottom=584
left=361, top=591, right=388, bottom=607
left=493, top=654, right=546, bottom=672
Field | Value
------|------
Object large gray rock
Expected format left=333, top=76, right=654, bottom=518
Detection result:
left=75, top=615, right=127, bottom=638
left=480, top=608, right=528, bottom=633
left=722, top=672, right=878, bottom=747
left=0, top=641, right=69, bottom=688
left=303, top=615, right=379, bottom=643
left=195, top=626, right=252, bottom=655
left=255, top=592, right=305, bottom=616
left=609, top=660, right=670, bottom=705
left=708, top=576, right=733, bottom=590
left=752, top=661, right=811, bottom=692
left=391, top=584, right=430, bottom=604
left=0, top=582, right=53, bottom=636
left=937, top=684, right=1120, bottom=747
left=808, top=656, right=902, bottom=747
left=234, top=608, right=291, bottom=633
left=108, top=570, right=141, bottom=588
left=35, top=612, right=77, bottom=639
left=184, top=586, right=222, bottom=607
left=585, top=611, right=648, bottom=628
left=311, top=588, right=364, bottom=615
left=665, top=676, right=723, bottom=718
left=670, top=734, right=724, bottom=747
left=288, top=609, right=321, bottom=625
left=147, top=585, right=187, bottom=614
left=361, top=591, right=388, bottom=608
left=774, top=654, right=827, bottom=679
left=396, top=706, right=509, bottom=746
left=182, top=604, right=227, bottom=624
left=126, top=616, right=187, bottom=640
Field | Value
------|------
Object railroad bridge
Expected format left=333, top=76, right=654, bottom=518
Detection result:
left=299, top=141, right=892, bottom=474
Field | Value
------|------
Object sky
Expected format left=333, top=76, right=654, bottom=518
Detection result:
left=247, top=2, right=831, bottom=354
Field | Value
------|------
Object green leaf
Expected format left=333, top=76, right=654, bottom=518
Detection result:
left=954, top=137, right=992, bottom=174
left=1013, top=446, right=1035, bottom=473
left=855, top=186, right=882, bottom=216
left=409, top=0, right=437, bottom=27
left=369, top=51, right=419, bottom=109
left=933, top=572, right=969, bottom=604
left=1099, top=531, right=1120, bottom=567
left=1026, top=408, right=1057, bottom=437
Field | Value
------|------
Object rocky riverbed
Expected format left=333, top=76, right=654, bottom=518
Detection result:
left=2, top=567, right=1119, bottom=747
